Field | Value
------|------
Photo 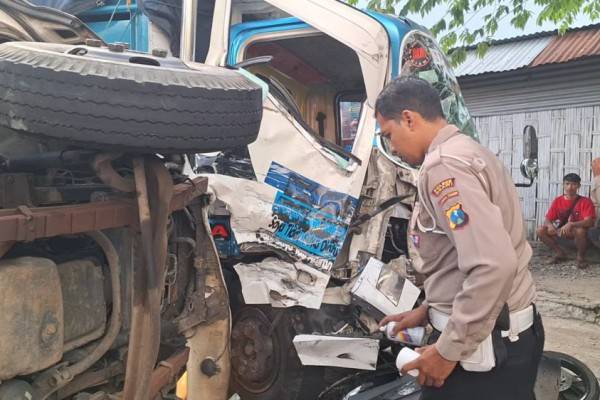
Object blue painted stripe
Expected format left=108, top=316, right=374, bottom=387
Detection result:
left=228, top=17, right=311, bottom=65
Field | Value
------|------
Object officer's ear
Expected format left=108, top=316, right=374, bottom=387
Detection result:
left=401, top=110, right=415, bottom=129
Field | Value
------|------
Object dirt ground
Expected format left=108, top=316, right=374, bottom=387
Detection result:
left=529, top=241, right=600, bottom=377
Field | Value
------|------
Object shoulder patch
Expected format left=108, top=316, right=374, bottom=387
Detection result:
left=438, top=190, right=459, bottom=206
left=445, top=203, right=469, bottom=230
left=432, top=178, right=455, bottom=197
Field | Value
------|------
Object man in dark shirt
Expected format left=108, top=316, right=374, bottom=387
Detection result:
left=537, top=173, right=596, bottom=267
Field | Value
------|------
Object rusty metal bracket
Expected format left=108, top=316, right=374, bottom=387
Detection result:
left=0, top=178, right=207, bottom=247
left=122, top=157, right=174, bottom=400
left=148, top=348, right=190, bottom=398
left=57, top=361, right=124, bottom=399
left=185, top=206, right=231, bottom=400
left=92, top=154, right=135, bottom=193
left=175, top=289, right=208, bottom=334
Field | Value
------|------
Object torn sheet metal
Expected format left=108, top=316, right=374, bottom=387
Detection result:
left=265, top=162, right=358, bottom=264
left=206, top=164, right=358, bottom=272
left=322, top=286, right=352, bottom=305
left=234, top=258, right=329, bottom=309
left=351, top=258, right=421, bottom=317
left=247, top=97, right=375, bottom=198
left=293, top=335, right=379, bottom=370
left=349, top=150, right=416, bottom=263
left=206, top=174, right=276, bottom=244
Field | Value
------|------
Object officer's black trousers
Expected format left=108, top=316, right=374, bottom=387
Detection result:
left=421, top=314, right=545, bottom=400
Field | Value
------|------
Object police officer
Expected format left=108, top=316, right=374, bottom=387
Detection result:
left=376, top=77, right=544, bottom=400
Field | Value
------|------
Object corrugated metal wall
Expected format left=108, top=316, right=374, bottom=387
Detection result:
left=473, top=106, right=600, bottom=238
left=459, top=59, right=600, bottom=117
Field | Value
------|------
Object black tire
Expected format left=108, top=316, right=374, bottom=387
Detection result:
left=544, top=351, right=600, bottom=400
left=229, top=305, right=325, bottom=400
left=0, top=42, right=262, bottom=153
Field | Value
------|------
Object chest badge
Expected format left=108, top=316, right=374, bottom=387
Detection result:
left=445, top=203, right=469, bottom=230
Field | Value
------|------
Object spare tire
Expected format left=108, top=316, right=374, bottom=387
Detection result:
left=0, top=41, right=263, bottom=153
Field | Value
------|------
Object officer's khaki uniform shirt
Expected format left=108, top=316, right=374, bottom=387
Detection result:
left=409, top=124, right=536, bottom=362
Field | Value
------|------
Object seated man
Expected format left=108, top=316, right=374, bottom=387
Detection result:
left=537, top=173, right=596, bottom=266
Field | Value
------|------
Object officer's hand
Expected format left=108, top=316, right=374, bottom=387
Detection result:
left=379, top=304, right=428, bottom=335
left=401, top=345, right=457, bottom=388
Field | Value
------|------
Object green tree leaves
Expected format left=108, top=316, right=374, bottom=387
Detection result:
left=348, top=0, right=599, bottom=65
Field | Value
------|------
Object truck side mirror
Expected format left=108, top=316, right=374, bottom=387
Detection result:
left=523, top=125, right=538, bottom=160
left=517, top=125, right=538, bottom=187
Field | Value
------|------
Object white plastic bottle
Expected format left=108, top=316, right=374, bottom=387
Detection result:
left=380, top=322, right=426, bottom=346
left=396, top=347, right=420, bottom=377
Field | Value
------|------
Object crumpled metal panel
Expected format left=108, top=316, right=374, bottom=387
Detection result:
left=454, top=37, right=552, bottom=77
left=234, top=258, right=329, bottom=309
left=532, top=27, right=600, bottom=66
left=293, top=335, right=380, bottom=370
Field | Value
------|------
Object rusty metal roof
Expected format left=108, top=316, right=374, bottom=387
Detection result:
left=531, top=28, right=600, bottom=66
left=455, top=24, right=600, bottom=77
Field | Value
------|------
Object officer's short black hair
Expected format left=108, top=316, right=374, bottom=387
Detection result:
left=563, top=173, right=581, bottom=183
left=375, top=77, right=445, bottom=122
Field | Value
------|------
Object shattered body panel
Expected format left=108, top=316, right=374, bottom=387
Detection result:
left=192, top=1, right=481, bottom=384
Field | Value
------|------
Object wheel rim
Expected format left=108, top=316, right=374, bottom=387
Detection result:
left=558, top=365, right=592, bottom=400
left=231, top=308, right=280, bottom=394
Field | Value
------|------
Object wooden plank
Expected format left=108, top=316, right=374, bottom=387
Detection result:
left=564, top=134, right=580, bottom=174
left=502, top=116, right=514, bottom=157
left=581, top=106, right=594, bottom=147
left=580, top=108, right=594, bottom=186
left=537, top=110, right=553, bottom=139
left=593, top=106, right=600, bottom=159
left=566, top=108, right=582, bottom=135
left=475, top=117, right=489, bottom=147
left=550, top=111, right=565, bottom=148
left=537, top=167, right=550, bottom=201
left=512, top=114, right=525, bottom=168
left=536, top=200, right=551, bottom=236
left=488, top=137, right=500, bottom=156
left=581, top=151, right=592, bottom=185
left=537, top=135, right=551, bottom=169
left=580, top=183, right=592, bottom=198
left=593, top=133, right=600, bottom=160
left=550, top=152, right=564, bottom=192
left=521, top=187, right=537, bottom=220
left=501, top=152, right=512, bottom=170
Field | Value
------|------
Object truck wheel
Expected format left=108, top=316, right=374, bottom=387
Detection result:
left=0, top=42, right=262, bottom=153
left=229, top=303, right=325, bottom=400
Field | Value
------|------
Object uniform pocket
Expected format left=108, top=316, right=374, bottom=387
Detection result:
left=460, top=334, right=496, bottom=372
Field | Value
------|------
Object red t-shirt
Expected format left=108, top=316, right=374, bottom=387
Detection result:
left=546, top=196, right=596, bottom=223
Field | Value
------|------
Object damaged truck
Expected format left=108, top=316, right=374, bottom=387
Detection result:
left=0, top=1, right=263, bottom=399
left=0, top=0, right=598, bottom=399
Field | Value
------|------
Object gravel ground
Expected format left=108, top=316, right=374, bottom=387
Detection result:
left=529, top=241, right=600, bottom=377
